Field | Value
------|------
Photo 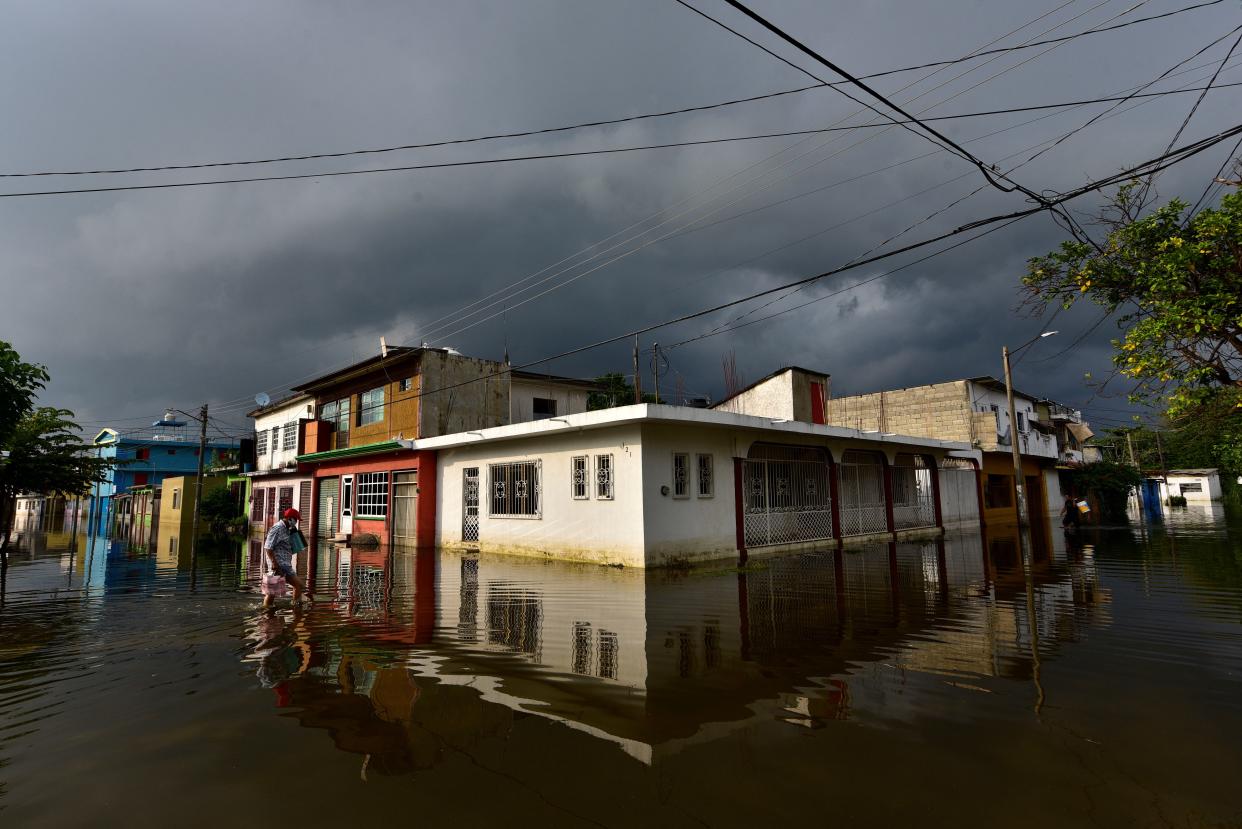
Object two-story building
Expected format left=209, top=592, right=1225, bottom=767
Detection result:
left=823, top=376, right=1084, bottom=526
left=87, top=417, right=240, bottom=537
left=243, top=393, right=316, bottom=534
left=287, top=346, right=597, bottom=547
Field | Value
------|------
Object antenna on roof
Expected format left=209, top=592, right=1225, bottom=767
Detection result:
left=380, top=336, right=388, bottom=358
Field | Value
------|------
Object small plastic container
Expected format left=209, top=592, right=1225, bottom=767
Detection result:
left=261, top=573, right=288, bottom=598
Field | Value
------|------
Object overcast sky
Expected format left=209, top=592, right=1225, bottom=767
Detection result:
left=2, top=0, right=1239, bottom=436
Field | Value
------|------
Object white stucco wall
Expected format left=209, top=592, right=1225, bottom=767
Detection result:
left=713, top=371, right=796, bottom=420
left=638, top=423, right=740, bottom=565
left=509, top=379, right=590, bottom=424
left=253, top=397, right=314, bottom=472
left=436, top=424, right=647, bottom=567
left=1161, top=472, right=1222, bottom=502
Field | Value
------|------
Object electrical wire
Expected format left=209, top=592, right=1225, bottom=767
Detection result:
left=709, top=0, right=1049, bottom=202
left=410, top=0, right=1160, bottom=349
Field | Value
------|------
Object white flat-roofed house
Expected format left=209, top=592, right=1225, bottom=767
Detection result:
left=509, top=370, right=595, bottom=423
left=1159, top=469, right=1223, bottom=503
left=399, top=403, right=981, bottom=569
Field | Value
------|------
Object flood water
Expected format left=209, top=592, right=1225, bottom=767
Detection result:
left=3, top=509, right=1242, bottom=827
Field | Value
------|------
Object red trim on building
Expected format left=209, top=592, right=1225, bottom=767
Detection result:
left=733, top=457, right=746, bottom=563
left=881, top=456, right=895, bottom=534
left=308, top=448, right=437, bottom=547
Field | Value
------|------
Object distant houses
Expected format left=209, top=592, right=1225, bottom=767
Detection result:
left=36, top=347, right=1107, bottom=568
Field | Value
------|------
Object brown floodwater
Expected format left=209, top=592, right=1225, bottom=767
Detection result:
left=2, top=508, right=1241, bottom=827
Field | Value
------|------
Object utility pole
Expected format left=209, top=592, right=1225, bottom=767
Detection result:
left=191, top=404, right=208, bottom=551
left=1002, top=345, right=1026, bottom=528
left=1126, top=431, right=1139, bottom=467
left=633, top=335, right=642, bottom=404
left=652, top=342, right=660, bottom=404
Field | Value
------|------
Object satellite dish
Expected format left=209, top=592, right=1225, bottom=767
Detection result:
left=254, top=392, right=271, bottom=407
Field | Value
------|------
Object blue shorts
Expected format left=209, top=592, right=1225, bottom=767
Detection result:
left=267, top=558, right=297, bottom=580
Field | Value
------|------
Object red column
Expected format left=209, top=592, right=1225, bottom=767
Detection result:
left=928, top=455, right=944, bottom=529
left=415, top=450, right=438, bottom=548
left=733, top=457, right=747, bottom=564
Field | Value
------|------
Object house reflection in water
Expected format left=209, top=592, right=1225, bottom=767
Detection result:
left=241, top=524, right=1107, bottom=770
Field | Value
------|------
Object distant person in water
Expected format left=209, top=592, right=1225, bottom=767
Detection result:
left=1060, top=494, right=1081, bottom=530
left=263, top=508, right=312, bottom=607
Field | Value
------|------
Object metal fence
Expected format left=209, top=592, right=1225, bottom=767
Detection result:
left=838, top=450, right=888, bottom=536
left=892, top=453, right=936, bottom=530
left=743, top=444, right=833, bottom=548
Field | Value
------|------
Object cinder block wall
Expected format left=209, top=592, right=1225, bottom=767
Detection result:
left=826, top=381, right=975, bottom=443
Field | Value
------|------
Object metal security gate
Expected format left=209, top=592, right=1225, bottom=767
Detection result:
left=839, top=450, right=888, bottom=536
left=392, top=470, right=418, bottom=544
left=892, top=453, right=936, bottom=529
left=317, top=478, right=339, bottom=538
left=462, top=467, right=480, bottom=543
left=939, top=458, right=979, bottom=526
left=743, top=444, right=833, bottom=548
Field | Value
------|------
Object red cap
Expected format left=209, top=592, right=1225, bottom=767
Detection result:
left=283, top=508, right=301, bottom=520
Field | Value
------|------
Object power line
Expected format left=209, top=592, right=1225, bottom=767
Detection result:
left=24, top=81, right=1242, bottom=202
left=708, top=0, right=1047, bottom=202
left=412, top=10, right=1217, bottom=350
left=3, top=0, right=1217, bottom=182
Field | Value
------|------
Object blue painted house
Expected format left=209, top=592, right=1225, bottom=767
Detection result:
left=87, top=416, right=240, bottom=536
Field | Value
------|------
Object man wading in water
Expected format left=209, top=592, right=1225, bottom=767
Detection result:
left=263, top=508, right=313, bottom=608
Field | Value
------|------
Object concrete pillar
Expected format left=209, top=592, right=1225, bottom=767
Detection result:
left=928, top=456, right=944, bottom=529
left=733, top=457, right=746, bottom=563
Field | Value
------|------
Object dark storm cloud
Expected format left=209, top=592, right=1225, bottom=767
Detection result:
left=1, top=0, right=1238, bottom=433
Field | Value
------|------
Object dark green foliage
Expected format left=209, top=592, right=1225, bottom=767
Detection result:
left=199, top=486, right=243, bottom=535
left=587, top=372, right=656, bottom=410
left=1068, top=460, right=1143, bottom=522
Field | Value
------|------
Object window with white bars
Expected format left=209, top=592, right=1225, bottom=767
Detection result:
left=282, top=421, right=297, bottom=451
left=696, top=453, right=714, bottom=497
left=269, top=427, right=280, bottom=453
left=489, top=461, right=541, bottom=518
left=255, top=429, right=268, bottom=455
left=672, top=453, right=690, bottom=498
left=356, top=472, right=389, bottom=517
left=595, top=454, right=614, bottom=500
left=571, top=456, right=589, bottom=500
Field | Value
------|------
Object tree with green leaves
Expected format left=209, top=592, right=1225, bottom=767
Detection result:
left=1023, top=181, right=1242, bottom=416
left=1068, top=460, right=1143, bottom=523
left=587, top=372, right=656, bottom=410
left=0, top=342, right=111, bottom=575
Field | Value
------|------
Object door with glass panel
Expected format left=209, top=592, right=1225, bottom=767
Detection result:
left=392, top=470, right=418, bottom=545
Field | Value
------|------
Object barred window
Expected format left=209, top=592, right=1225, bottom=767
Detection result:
left=356, top=472, right=389, bottom=517
left=696, top=453, right=714, bottom=497
left=595, top=454, right=614, bottom=500
left=359, top=387, right=384, bottom=426
left=282, top=421, right=297, bottom=451
left=256, top=429, right=268, bottom=455
left=571, top=456, right=589, bottom=500
left=270, top=427, right=280, bottom=453
left=672, top=452, right=690, bottom=498
left=490, top=461, right=541, bottom=518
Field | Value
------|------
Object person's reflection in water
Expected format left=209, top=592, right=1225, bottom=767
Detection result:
left=249, top=608, right=310, bottom=707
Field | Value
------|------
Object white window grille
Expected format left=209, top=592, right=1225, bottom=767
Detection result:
left=269, top=427, right=279, bottom=454
left=255, top=429, right=268, bottom=455
left=359, top=387, right=384, bottom=426
left=595, top=454, right=614, bottom=500
left=672, top=453, right=690, bottom=498
left=282, top=421, right=297, bottom=451
left=355, top=472, right=389, bottom=517
left=696, top=453, right=714, bottom=497
left=489, top=461, right=541, bottom=518
left=571, top=456, right=589, bottom=500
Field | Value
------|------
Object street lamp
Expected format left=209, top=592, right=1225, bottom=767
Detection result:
left=1002, top=331, right=1057, bottom=527
left=161, top=406, right=210, bottom=551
